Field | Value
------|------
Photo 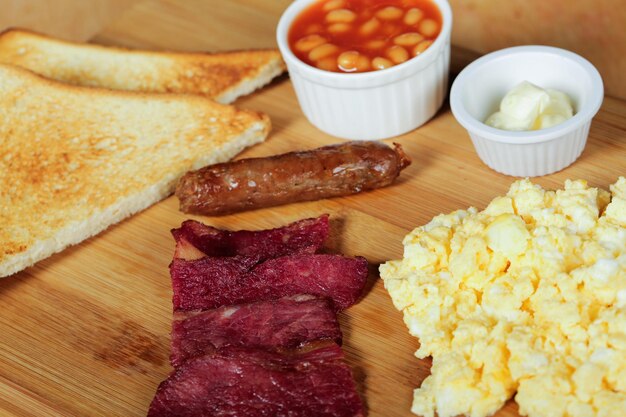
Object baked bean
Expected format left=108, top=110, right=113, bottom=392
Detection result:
left=359, top=17, right=381, bottom=36
left=376, top=6, right=403, bottom=20
left=412, top=40, right=433, bottom=56
left=393, top=32, right=424, bottom=46
left=386, top=45, right=409, bottom=64
left=295, top=34, right=327, bottom=52
left=328, top=23, right=351, bottom=33
left=309, top=43, right=339, bottom=61
left=355, top=55, right=371, bottom=71
left=404, top=8, right=424, bottom=25
left=326, top=8, right=357, bottom=23
left=365, top=40, right=386, bottom=50
left=418, top=18, right=439, bottom=37
left=337, top=50, right=360, bottom=71
left=322, top=0, right=346, bottom=11
left=372, top=57, right=394, bottom=70
left=305, top=24, right=324, bottom=35
left=316, top=57, right=338, bottom=71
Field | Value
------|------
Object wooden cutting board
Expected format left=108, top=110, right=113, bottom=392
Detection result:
left=1, top=1, right=625, bottom=416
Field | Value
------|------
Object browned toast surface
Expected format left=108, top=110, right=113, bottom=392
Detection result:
left=0, top=63, right=270, bottom=277
left=0, top=28, right=286, bottom=103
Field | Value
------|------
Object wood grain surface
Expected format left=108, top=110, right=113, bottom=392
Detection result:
left=1, top=1, right=625, bottom=417
left=0, top=0, right=142, bottom=41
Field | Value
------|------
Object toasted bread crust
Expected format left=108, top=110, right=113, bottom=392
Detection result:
left=0, top=64, right=271, bottom=277
left=0, top=28, right=286, bottom=103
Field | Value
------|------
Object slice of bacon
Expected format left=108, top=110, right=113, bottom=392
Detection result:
left=148, top=344, right=364, bottom=417
left=170, top=253, right=368, bottom=312
left=171, top=214, right=329, bottom=260
left=170, top=295, right=342, bottom=367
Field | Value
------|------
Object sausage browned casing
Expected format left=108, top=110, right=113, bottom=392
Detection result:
left=175, top=141, right=411, bottom=215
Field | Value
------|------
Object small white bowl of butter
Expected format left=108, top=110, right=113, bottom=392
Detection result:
left=450, top=45, right=604, bottom=177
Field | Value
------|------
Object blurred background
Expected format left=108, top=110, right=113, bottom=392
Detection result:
left=1, top=0, right=624, bottom=99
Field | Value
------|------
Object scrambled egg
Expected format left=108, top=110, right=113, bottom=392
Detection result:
left=380, top=178, right=626, bottom=417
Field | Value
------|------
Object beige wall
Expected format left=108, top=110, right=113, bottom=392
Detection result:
left=449, top=0, right=626, bottom=99
left=0, top=0, right=624, bottom=99
left=0, top=0, right=140, bottom=41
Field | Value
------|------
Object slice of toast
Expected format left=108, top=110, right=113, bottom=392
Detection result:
left=0, top=28, right=286, bottom=104
left=0, top=63, right=271, bottom=278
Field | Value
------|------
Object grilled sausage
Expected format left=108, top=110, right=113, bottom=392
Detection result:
left=175, top=141, right=411, bottom=215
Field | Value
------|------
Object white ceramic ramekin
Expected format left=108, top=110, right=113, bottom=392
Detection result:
left=450, top=45, right=604, bottom=177
left=276, top=0, right=452, bottom=140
